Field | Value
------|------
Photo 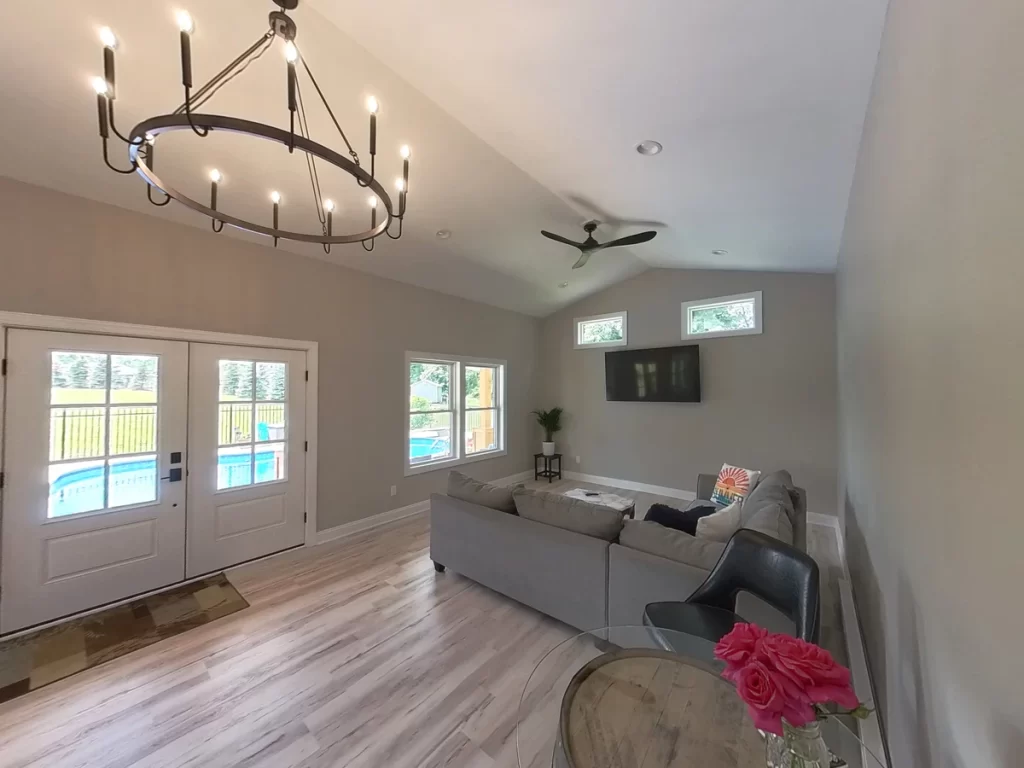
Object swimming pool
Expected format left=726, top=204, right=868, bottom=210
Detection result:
left=409, top=435, right=450, bottom=463
left=48, top=450, right=283, bottom=518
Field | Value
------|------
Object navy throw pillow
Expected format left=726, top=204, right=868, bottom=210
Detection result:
left=644, top=502, right=719, bottom=536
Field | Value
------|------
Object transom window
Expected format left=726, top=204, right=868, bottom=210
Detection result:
left=217, top=360, right=287, bottom=490
left=48, top=352, right=159, bottom=518
left=574, top=311, right=628, bottom=349
left=406, top=353, right=506, bottom=475
left=681, top=292, right=763, bottom=340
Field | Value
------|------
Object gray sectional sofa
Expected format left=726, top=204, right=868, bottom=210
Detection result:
left=429, top=470, right=807, bottom=635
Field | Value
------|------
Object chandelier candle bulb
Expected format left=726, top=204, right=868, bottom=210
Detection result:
left=177, top=12, right=193, bottom=89
left=99, top=26, right=117, bottom=49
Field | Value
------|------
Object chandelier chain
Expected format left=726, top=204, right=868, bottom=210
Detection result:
left=300, top=57, right=359, bottom=162
left=191, top=35, right=275, bottom=112
left=295, top=79, right=327, bottom=229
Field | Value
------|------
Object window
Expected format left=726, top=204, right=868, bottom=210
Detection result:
left=574, top=311, right=627, bottom=349
left=217, top=360, right=288, bottom=490
left=48, top=352, right=160, bottom=517
left=681, top=291, right=762, bottom=340
left=406, top=353, right=506, bottom=475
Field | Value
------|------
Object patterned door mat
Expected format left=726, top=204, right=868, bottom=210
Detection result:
left=0, top=572, right=248, bottom=704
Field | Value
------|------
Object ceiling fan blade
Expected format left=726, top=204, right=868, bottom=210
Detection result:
left=599, top=230, right=658, bottom=249
left=541, top=230, right=585, bottom=248
left=571, top=252, right=591, bottom=270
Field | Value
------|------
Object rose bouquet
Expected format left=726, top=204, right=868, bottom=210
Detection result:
left=714, top=623, right=871, bottom=736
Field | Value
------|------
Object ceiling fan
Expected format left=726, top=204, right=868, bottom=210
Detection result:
left=540, top=221, right=657, bottom=269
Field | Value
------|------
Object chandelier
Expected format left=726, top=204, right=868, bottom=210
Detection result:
left=91, top=0, right=409, bottom=252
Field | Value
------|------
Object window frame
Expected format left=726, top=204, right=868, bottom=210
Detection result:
left=681, top=291, right=763, bottom=340
left=404, top=351, right=507, bottom=476
left=574, top=311, right=628, bottom=349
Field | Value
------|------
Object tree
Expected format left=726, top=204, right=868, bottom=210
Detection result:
left=409, top=362, right=450, bottom=402
left=409, top=395, right=434, bottom=430
left=581, top=319, right=623, bottom=344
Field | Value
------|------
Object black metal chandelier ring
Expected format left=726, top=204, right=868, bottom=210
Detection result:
left=128, top=113, right=394, bottom=244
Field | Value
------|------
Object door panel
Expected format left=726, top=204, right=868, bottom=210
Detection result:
left=1, top=330, right=188, bottom=633
left=186, top=344, right=305, bottom=576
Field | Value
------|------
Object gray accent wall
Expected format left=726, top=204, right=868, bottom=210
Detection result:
left=837, top=0, right=1023, bottom=765
left=540, top=269, right=838, bottom=513
left=0, top=177, right=541, bottom=532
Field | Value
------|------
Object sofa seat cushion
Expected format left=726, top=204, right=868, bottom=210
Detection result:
left=447, top=470, right=516, bottom=514
left=513, top=488, right=624, bottom=541
left=619, top=520, right=726, bottom=570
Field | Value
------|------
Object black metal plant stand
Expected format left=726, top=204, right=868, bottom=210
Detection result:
left=534, top=453, right=562, bottom=483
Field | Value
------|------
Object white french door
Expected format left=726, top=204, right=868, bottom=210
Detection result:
left=0, top=329, right=310, bottom=634
left=0, top=330, right=188, bottom=633
left=185, top=344, right=306, bottom=577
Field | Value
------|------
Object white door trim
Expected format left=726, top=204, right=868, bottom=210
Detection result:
left=0, top=311, right=319, bottom=547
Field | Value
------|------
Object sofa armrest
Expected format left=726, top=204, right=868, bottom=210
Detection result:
left=696, top=473, right=718, bottom=502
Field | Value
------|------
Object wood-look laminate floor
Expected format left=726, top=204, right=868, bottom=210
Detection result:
left=0, top=479, right=845, bottom=768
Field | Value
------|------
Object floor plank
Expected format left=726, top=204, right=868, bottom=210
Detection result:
left=0, top=481, right=846, bottom=768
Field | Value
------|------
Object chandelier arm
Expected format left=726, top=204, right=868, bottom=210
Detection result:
left=147, top=185, right=171, bottom=206
left=173, top=31, right=275, bottom=115
left=385, top=217, right=404, bottom=240
left=107, top=102, right=146, bottom=146
left=361, top=238, right=375, bottom=252
left=183, top=87, right=211, bottom=137
left=102, top=139, right=137, bottom=174
left=300, top=57, right=359, bottom=161
left=356, top=155, right=375, bottom=188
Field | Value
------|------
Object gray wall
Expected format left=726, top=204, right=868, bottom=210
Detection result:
left=837, top=0, right=1023, bottom=765
left=540, top=269, right=838, bottom=513
left=0, top=177, right=541, bottom=531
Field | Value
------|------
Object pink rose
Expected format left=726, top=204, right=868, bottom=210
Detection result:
left=760, top=634, right=860, bottom=710
left=714, top=622, right=769, bottom=679
left=733, top=660, right=815, bottom=736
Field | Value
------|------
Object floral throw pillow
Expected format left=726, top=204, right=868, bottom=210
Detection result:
left=710, top=464, right=760, bottom=506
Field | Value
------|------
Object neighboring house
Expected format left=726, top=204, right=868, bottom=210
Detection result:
left=410, top=379, right=443, bottom=404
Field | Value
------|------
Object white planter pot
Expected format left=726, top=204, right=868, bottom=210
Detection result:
left=542, top=441, right=556, bottom=456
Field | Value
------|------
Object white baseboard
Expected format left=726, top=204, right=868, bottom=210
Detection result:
left=807, top=511, right=847, bottom=573
left=562, top=471, right=696, bottom=502
left=490, top=470, right=533, bottom=486
left=315, top=500, right=430, bottom=545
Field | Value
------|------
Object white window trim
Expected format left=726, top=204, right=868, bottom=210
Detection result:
left=574, top=311, right=628, bottom=349
left=404, top=351, right=507, bottom=477
left=681, top=291, right=763, bottom=340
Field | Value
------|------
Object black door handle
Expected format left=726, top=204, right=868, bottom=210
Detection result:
left=160, top=468, right=183, bottom=482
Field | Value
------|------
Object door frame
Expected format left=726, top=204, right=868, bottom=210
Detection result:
left=0, top=311, right=319, bottom=549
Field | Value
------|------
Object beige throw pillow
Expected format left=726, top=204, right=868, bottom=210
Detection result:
left=695, top=500, right=743, bottom=543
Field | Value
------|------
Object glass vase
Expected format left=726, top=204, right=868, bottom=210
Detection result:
left=765, top=720, right=833, bottom=768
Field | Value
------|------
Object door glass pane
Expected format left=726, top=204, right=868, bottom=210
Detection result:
left=465, top=409, right=499, bottom=455
left=409, top=362, right=452, bottom=411
left=255, top=403, right=286, bottom=442
left=108, top=455, right=157, bottom=508
left=51, top=352, right=107, bottom=404
left=255, top=442, right=286, bottom=484
left=255, top=362, right=287, bottom=401
left=219, top=403, right=253, bottom=445
left=409, top=412, right=453, bottom=464
left=465, top=366, right=497, bottom=408
left=110, top=355, right=159, bottom=403
left=49, top=407, right=106, bottom=461
left=219, top=360, right=253, bottom=400
left=218, top=445, right=253, bottom=490
left=109, top=406, right=156, bottom=455
left=48, top=459, right=105, bottom=518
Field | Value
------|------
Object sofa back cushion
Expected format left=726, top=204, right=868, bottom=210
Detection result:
left=620, top=520, right=726, bottom=570
left=447, top=470, right=516, bottom=514
left=739, top=470, right=797, bottom=546
left=513, top=488, right=625, bottom=541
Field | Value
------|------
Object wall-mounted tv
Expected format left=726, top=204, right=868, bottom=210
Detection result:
left=605, top=345, right=701, bottom=403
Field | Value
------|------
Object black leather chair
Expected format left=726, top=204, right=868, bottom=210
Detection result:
left=644, top=529, right=821, bottom=653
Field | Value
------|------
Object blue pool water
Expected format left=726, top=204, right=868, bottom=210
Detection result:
left=49, top=451, right=281, bottom=518
left=409, top=436, right=450, bottom=463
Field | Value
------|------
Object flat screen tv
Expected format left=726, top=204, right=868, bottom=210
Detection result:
left=605, top=345, right=701, bottom=403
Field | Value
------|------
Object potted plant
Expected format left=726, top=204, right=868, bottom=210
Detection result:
left=532, top=407, right=563, bottom=456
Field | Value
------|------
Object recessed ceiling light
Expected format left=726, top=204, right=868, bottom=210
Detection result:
left=711, top=249, right=729, bottom=256
left=558, top=282, right=569, bottom=288
left=435, top=229, right=451, bottom=240
left=635, top=140, right=663, bottom=156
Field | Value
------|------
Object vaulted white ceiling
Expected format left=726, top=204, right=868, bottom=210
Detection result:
left=0, top=0, right=887, bottom=316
